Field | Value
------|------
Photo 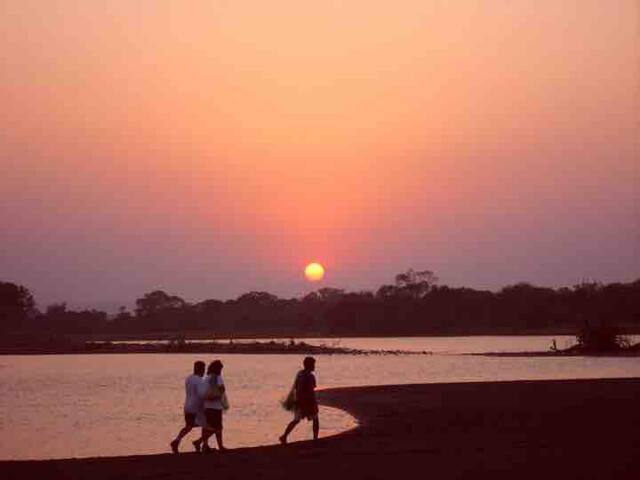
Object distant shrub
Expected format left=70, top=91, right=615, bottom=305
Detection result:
left=576, top=324, right=630, bottom=353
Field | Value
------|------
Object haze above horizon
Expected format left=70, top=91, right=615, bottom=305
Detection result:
left=1, top=0, right=638, bottom=309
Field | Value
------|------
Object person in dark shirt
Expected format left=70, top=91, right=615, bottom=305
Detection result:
left=279, top=357, right=319, bottom=444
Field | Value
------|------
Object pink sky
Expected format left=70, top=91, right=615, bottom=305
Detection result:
left=1, top=1, right=638, bottom=310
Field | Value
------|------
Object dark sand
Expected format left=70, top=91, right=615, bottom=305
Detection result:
left=2, top=378, right=640, bottom=479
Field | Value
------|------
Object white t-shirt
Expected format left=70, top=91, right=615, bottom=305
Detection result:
left=184, top=374, right=204, bottom=414
left=200, top=374, right=225, bottom=410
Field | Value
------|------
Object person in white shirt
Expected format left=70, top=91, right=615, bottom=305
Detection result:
left=170, top=361, right=205, bottom=453
left=197, top=360, right=227, bottom=452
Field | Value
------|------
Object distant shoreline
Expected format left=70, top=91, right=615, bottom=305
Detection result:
left=3, top=344, right=639, bottom=357
left=473, top=350, right=640, bottom=357
left=2, top=332, right=638, bottom=357
left=0, top=339, right=430, bottom=356
left=73, top=330, right=640, bottom=341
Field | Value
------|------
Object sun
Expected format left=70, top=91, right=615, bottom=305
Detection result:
left=304, top=262, right=325, bottom=282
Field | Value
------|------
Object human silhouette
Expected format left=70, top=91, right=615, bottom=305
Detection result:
left=170, top=361, right=205, bottom=453
left=197, top=360, right=228, bottom=452
left=280, top=356, right=319, bottom=444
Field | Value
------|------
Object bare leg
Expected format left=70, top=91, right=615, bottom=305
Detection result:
left=192, top=428, right=205, bottom=452
left=312, top=417, right=319, bottom=440
left=215, top=430, right=225, bottom=451
left=175, top=425, right=193, bottom=443
left=280, top=419, right=300, bottom=444
left=171, top=425, right=193, bottom=452
left=200, top=428, right=215, bottom=451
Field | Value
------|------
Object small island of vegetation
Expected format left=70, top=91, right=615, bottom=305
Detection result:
left=478, top=322, right=640, bottom=357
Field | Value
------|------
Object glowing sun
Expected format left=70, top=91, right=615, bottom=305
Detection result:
left=304, top=262, right=325, bottom=282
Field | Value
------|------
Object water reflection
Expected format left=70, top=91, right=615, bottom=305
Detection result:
left=1, top=344, right=640, bottom=460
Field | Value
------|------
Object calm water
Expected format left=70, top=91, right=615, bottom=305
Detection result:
left=2, top=336, right=640, bottom=461
left=113, top=335, right=640, bottom=354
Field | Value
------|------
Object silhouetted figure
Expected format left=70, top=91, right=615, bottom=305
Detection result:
left=170, top=361, right=205, bottom=453
left=198, top=360, right=228, bottom=452
left=280, top=357, right=319, bottom=444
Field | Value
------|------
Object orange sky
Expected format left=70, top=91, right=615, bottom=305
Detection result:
left=1, top=1, right=638, bottom=309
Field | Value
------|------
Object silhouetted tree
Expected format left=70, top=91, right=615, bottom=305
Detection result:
left=394, top=268, right=438, bottom=298
left=3, top=275, right=640, bottom=337
left=0, top=281, right=36, bottom=331
left=236, top=291, right=279, bottom=306
left=376, top=284, right=400, bottom=299
left=46, top=302, right=67, bottom=317
left=41, top=303, right=108, bottom=333
left=114, top=305, right=133, bottom=323
left=195, top=299, right=224, bottom=312
left=135, top=290, right=187, bottom=318
left=497, top=283, right=556, bottom=330
left=316, top=287, right=345, bottom=301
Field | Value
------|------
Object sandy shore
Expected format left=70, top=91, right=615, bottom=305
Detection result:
left=2, top=378, right=640, bottom=479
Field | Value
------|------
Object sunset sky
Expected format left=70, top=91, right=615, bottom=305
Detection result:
left=1, top=1, right=638, bottom=310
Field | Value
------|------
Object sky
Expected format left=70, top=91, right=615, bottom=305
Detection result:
left=1, top=0, right=638, bottom=310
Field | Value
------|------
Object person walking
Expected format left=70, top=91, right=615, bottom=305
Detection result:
left=170, top=360, right=206, bottom=453
left=279, top=356, right=319, bottom=444
left=198, top=360, right=228, bottom=452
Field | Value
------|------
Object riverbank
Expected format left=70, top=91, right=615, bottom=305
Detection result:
left=478, top=351, right=640, bottom=357
left=2, top=378, right=639, bottom=479
left=0, top=339, right=428, bottom=355
left=476, top=341, right=640, bottom=357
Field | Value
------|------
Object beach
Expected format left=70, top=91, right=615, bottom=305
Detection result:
left=2, top=377, right=639, bottom=479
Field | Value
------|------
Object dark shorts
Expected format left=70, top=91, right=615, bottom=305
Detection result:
left=204, top=408, right=223, bottom=431
left=294, top=401, right=319, bottom=421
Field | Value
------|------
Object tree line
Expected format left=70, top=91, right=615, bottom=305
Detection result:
left=1, top=269, right=639, bottom=338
